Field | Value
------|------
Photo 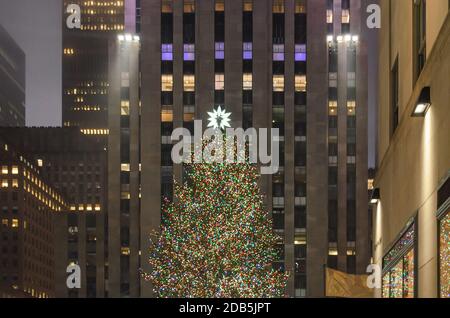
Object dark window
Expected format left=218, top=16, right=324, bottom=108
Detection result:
left=414, top=0, right=427, bottom=81
left=391, top=58, right=399, bottom=135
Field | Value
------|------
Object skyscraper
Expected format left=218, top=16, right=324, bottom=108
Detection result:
left=0, top=24, right=25, bottom=127
left=108, top=0, right=371, bottom=297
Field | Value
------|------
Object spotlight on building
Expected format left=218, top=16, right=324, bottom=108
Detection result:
left=125, top=34, right=132, bottom=42
left=133, top=35, right=140, bottom=42
left=118, top=34, right=125, bottom=41
left=344, top=34, right=352, bottom=42
left=412, top=86, right=431, bottom=117
left=370, top=188, right=380, bottom=204
left=352, top=35, right=359, bottom=43
left=327, top=35, right=334, bottom=43
left=337, top=35, right=344, bottom=43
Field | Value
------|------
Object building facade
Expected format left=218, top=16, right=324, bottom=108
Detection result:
left=107, top=0, right=371, bottom=298
left=0, top=24, right=25, bottom=126
left=0, top=127, right=108, bottom=298
left=0, top=139, right=68, bottom=298
left=373, top=0, right=450, bottom=298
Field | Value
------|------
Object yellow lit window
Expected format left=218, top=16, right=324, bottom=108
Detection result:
left=121, top=163, right=130, bottom=172
left=1, top=180, right=8, bottom=188
left=215, top=74, right=224, bottom=91
left=12, top=179, right=18, bottom=188
left=183, top=75, right=195, bottom=92
left=273, top=75, right=284, bottom=92
left=70, top=205, right=76, bottom=211
left=11, top=219, right=19, bottom=228
left=273, top=0, right=284, bottom=13
left=78, top=204, right=84, bottom=211
left=86, top=205, right=93, bottom=211
left=295, top=75, right=307, bottom=92
left=329, top=101, right=338, bottom=115
left=244, top=0, right=252, bottom=12
left=37, top=159, right=43, bottom=167
left=295, top=0, right=306, bottom=13
left=1, top=166, right=8, bottom=174
left=162, top=0, right=172, bottom=13
left=121, top=247, right=131, bottom=255
left=161, top=109, right=173, bottom=122
left=121, top=100, right=130, bottom=115
left=184, top=0, right=195, bottom=13
left=327, top=9, right=333, bottom=23
left=215, top=0, right=224, bottom=11
left=162, top=75, right=173, bottom=92
left=121, top=192, right=130, bottom=199
left=347, top=101, right=356, bottom=115
left=328, top=247, right=338, bottom=256
left=342, top=9, right=350, bottom=24
left=184, top=113, right=194, bottom=122
left=1, top=219, right=7, bottom=227
left=95, top=204, right=101, bottom=211
left=243, top=73, right=252, bottom=90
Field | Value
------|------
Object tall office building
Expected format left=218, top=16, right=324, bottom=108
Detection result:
left=0, top=127, right=108, bottom=298
left=373, top=0, right=449, bottom=298
left=0, top=138, right=68, bottom=298
left=109, top=0, right=371, bottom=297
left=0, top=24, right=25, bottom=126
left=62, top=0, right=139, bottom=141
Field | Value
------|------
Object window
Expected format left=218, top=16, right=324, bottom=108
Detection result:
left=1, top=166, right=8, bottom=174
left=162, top=0, right=173, bottom=13
left=1, top=180, right=8, bottom=188
left=382, top=223, right=416, bottom=298
left=184, top=44, right=195, bottom=61
left=347, top=101, right=356, bottom=115
left=215, top=74, right=224, bottom=91
left=295, top=0, right=306, bottom=13
left=273, top=44, right=285, bottom=61
left=243, top=73, right=252, bottom=90
left=161, top=110, right=173, bottom=122
left=329, top=73, right=337, bottom=87
left=243, top=42, right=252, bottom=60
left=295, top=44, right=306, bottom=62
left=121, top=101, right=130, bottom=116
left=327, top=9, right=333, bottom=23
left=329, top=101, right=338, bottom=115
left=342, top=9, right=350, bottom=24
left=11, top=166, right=18, bottom=175
left=215, top=0, right=224, bottom=12
left=162, top=75, right=173, bottom=91
left=414, top=0, right=427, bottom=80
left=439, top=208, right=450, bottom=298
left=162, top=44, right=173, bottom=61
left=215, top=42, right=224, bottom=60
left=273, top=0, right=284, bottom=13
left=273, top=75, right=284, bottom=92
left=12, top=179, right=18, bottom=188
left=347, top=72, right=356, bottom=87
left=121, top=72, right=129, bottom=87
left=295, top=75, right=307, bottom=92
left=183, top=75, right=195, bottom=92
left=244, top=0, right=252, bottom=12
left=11, top=219, right=19, bottom=228
left=184, top=0, right=195, bottom=13
left=391, top=58, right=399, bottom=135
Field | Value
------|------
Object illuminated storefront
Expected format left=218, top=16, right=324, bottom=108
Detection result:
left=438, top=205, right=450, bottom=298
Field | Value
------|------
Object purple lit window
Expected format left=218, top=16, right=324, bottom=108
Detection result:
left=184, top=44, right=195, bottom=61
left=162, top=44, right=173, bottom=61
left=273, top=44, right=285, bottom=61
left=215, top=42, right=224, bottom=60
left=243, top=42, right=252, bottom=60
left=295, top=44, right=307, bottom=62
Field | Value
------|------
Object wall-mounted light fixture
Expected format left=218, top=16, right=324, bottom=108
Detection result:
left=370, top=188, right=380, bottom=204
left=412, top=86, right=431, bottom=117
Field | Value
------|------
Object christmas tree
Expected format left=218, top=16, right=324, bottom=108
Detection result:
left=143, top=136, right=288, bottom=298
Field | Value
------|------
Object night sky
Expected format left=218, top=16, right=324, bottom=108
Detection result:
left=0, top=0, right=61, bottom=127
left=0, top=0, right=376, bottom=167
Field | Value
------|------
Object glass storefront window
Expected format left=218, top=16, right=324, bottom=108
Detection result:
left=440, top=209, right=450, bottom=298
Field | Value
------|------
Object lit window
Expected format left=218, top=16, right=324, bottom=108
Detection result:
left=95, top=204, right=101, bottom=211
left=327, top=9, right=333, bottom=23
left=184, top=0, right=195, bottom=13
left=184, top=44, right=195, bottom=61
left=1, top=219, right=7, bottom=227
left=215, top=74, right=225, bottom=91
left=329, top=72, right=337, bottom=87
left=295, top=75, right=307, bottom=92
left=121, top=72, right=129, bottom=87
left=273, top=0, right=284, bottom=13
left=162, top=0, right=173, bottom=13
left=183, top=75, right=195, bottom=92
left=11, top=166, right=18, bottom=175
left=342, top=9, right=350, bottom=24
left=1, top=166, right=8, bottom=174
left=11, top=219, right=19, bottom=228
left=78, top=204, right=84, bottom=211
left=162, top=75, right=173, bottom=91
left=215, top=42, right=225, bottom=60
left=161, top=110, right=173, bottom=122
left=273, top=75, right=284, bottom=92
left=121, top=247, right=131, bottom=255
left=121, top=163, right=130, bottom=172
left=12, top=179, right=18, bottom=188
left=347, top=72, right=356, bottom=87
left=347, top=101, right=356, bottom=115
left=37, top=159, right=43, bottom=167
left=243, top=73, right=252, bottom=90
left=121, top=100, right=130, bottom=116
left=215, top=0, right=224, bottom=11
left=273, top=44, right=285, bottom=61
left=439, top=210, right=450, bottom=298
left=162, top=44, right=173, bottom=61
left=244, top=0, right=252, bottom=11
left=243, top=42, right=252, bottom=60
left=121, top=192, right=130, bottom=199
left=295, top=44, right=306, bottom=62
left=295, top=0, right=306, bottom=13
left=329, top=101, right=338, bottom=115
left=1, top=180, right=8, bottom=188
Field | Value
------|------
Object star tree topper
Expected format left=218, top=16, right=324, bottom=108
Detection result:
left=207, top=106, right=231, bottom=130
